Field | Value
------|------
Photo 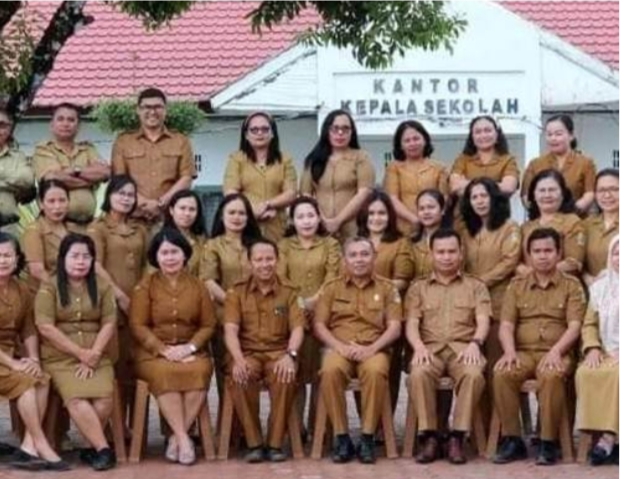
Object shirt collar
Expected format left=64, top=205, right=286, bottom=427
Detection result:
left=247, top=275, right=279, bottom=295
left=426, top=270, right=463, bottom=285
left=528, top=270, right=561, bottom=289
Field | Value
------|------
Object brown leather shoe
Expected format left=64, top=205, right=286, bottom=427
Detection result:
left=448, top=435, right=467, bottom=464
left=416, top=436, right=439, bottom=464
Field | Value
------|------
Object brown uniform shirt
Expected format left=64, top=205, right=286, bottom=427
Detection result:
left=451, top=153, right=520, bottom=184
left=460, top=220, right=522, bottom=318
left=32, top=140, right=102, bottom=222
left=111, top=128, right=195, bottom=201
left=374, top=238, right=414, bottom=285
left=199, top=236, right=250, bottom=289
left=406, top=272, right=492, bottom=354
left=129, top=271, right=216, bottom=359
left=0, top=146, right=34, bottom=219
left=300, top=149, right=376, bottom=239
left=21, top=217, right=76, bottom=276
left=223, top=276, right=305, bottom=353
left=521, top=213, right=585, bottom=271
left=184, top=232, right=205, bottom=278
left=383, top=159, right=448, bottom=233
left=0, top=278, right=36, bottom=357
left=35, top=278, right=117, bottom=363
left=277, top=235, right=341, bottom=298
left=521, top=151, right=596, bottom=201
left=500, top=271, right=586, bottom=352
left=410, top=236, right=434, bottom=280
left=315, top=275, right=403, bottom=346
left=223, top=150, right=297, bottom=242
left=87, top=214, right=148, bottom=297
left=583, top=215, right=619, bottom=277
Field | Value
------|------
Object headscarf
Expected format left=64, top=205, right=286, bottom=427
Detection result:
left=589, top=235, right=619, bottom=352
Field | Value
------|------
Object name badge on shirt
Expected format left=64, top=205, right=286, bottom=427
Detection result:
left=274, top=305, right=288, bottom=318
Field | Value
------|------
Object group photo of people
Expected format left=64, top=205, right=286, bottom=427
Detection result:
left=0, top=85, right=618, bottom=472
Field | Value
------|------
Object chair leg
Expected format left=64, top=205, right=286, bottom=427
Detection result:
left=217, top=385, right=234, bottom=460
left=486, top=407, right=501, bottom=459
left=198, top=399, right=216, bottom=460
left=129, top=380, right=149, bottom=463
left=577, top=432, right=593, bottom=463
left=381, top=387, right=398, bottom=459
left=311, top=390, right=328, bottom=459
left=110, top=381, right=127, bottom=462
left=288, top=400, right=304, bottom=459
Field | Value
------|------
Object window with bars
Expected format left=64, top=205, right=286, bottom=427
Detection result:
left=194, top=154, right=203, bottom=173
left=612, top=150, right=619, bottom=168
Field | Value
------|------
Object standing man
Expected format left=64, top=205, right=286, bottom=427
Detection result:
left=223, top=238, right=304, bottom=463
left=314, top=236, right=403, bottom=464
left=493, top=227, right=585, bottom=465
left=111, top=88, right=195, bottom=231
left=405, top=228, right=490, bottom=464
left=33, top=103, right=110, bottom=229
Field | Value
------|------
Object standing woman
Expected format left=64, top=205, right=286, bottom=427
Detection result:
left=383, top=120, right=448, bottom=234
left=300, top=109, right=375, bottom=240
left=410, top=189, right=450, bottom=280
left=450, top=116, right=519, bottom=198
left=0, top=107, right=35, bottom=238
left=0, top=233, right=68, bottom=470
left=35, top=234, right=117, bottom=471
left=583, top=169, right=619, bottom=285
left=163, top=189, right=207, bottom=277
left=223, top=112, right=297, bottom=243
left=131, top=228, right=216, bottom=465
left=277, top=196, right=341, bottom=431
left=518, top=169, right=585, bottom=276
left=575, top=236, right=619, bottom=466
left=522, top=114, right=596, bottom=214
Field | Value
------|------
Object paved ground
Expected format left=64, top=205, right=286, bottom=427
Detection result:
left=0, top=378, right=618, bottom=479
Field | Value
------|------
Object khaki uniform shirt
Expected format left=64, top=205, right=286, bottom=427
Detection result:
left=22, top=217, right=75, bottom=276
left=451, top=153, right=520, bottom=184
left=111, top=128, right=195, bottom=201
left=521, top=151, right=596, bottom=201
left=0, top=146, right=34, bottom=218
left=460, top=220, right=522, bottom=318
left=223, top=276, right=305, bottom=353
left=0, top=278, right=36, bottom=357
left=277, top=235, right=341, bottom=298
left=35, top=278, right=117, bottom=363
left=300, top=149, right=375, bottom=239
left=583, top=215, right=619, bottom=277
left=500, top=271, right=586, bottom=352
left=521, top=213, right=585, bottom=271
left=410, top=236, right=434, bottom=280
left=406, top=272, right=492, bottom=354
left=129, top=271, right=216, bottom=359
left=87, top=214, right=148, bottom=296
left=374, top=238, right=414, bottom=285
left=383, top=159, right=448, bottom=233
left=32, top=140, right=101, bottom=222
left=315, top=275, right=403, bottom=346
left=199, top=236, right=250, bottom=289
left=223, top=151, right=297, bottom=242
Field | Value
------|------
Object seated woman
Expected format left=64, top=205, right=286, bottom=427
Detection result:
left=0, top=233, right=68, bottom=471
left=575, top=235, right=619, bottom=466
left=130, top=228, right=217, bottom=465
left=35, top=234, right=117, bottom=471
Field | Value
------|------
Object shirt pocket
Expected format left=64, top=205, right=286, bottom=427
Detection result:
left=453, top=296, right=474, bottom=325
left=363, top=298, right=384, bottom=327
left=159, top=147, right=181, bottom=178
left=270, top=303, right=289, bottom=337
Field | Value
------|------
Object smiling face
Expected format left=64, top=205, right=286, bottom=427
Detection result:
left=293, top=202, right=320, bottom=239
left=545, top=119, right=574, bottom=155
left=343, top=239, right=375, bottom=279
left=249, top=242, right=277, bottom=282
left=137, top=96, right=166, bottom=130
left=471, top=118, right=497, bottom=152
left=595, top=174, right=619, bottom=214
left=367, top=199, right=389, bottom=235
left=156, top=240, right=186, bottom=275
left=109, top=182, right=137, bottom=215
left=64, top=243, right=93, bottom=280
left=416, top=194, right=443, bottom=229
left=400, top=127, right=426, bottom=159
left=328, top=114, right=353, bottom=150
left=170, top=196, right=198, bottom=231
left=534, top=177, right=563, bottom=215
left=245, top=115, right=273, bottom=150
left=222, top=198, right=247, bottom=234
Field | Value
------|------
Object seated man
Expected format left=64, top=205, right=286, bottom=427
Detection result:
left=314, top=236, right=403, bottom=464
left=223, top=238, right=304, bottom=463
left=405, top=228, right=490, bottom=464
left=493, top=227, right=585, bottom=465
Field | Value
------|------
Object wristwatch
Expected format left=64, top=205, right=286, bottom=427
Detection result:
left=287, top=349, right=298, bottom=361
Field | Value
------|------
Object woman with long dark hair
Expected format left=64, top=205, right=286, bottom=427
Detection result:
left=300, top=109, right=375, bottom=240
left=35, top=234, right=117, bottom=471
left=223, top=112, right=297, bottom=242
left=383, top=120, right=448, bottom=234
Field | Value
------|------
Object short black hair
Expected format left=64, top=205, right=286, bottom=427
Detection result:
left=527, top=169, right=576, bottom=220
left=52, top=102, right=81, bottom=119
left=595, top=167, right=619, bottom=188
left=0, top=232, right=25, bottom=276
left=239, top=112, right=283, bottom=166
left=246, top=237, right=279, bottom=259
left=460, top=177, right=510, bottom=237
left=284, top=196, right=328, bottom=237
left=101, top=175, right=137, bottom=215
left=545, top=114, right=577, bottom=150
left=147, top=227, right=193, bottom=269
left=57, top=233, right=98, bottom=308
left=137, top=87, right=167, bottom=105
left=392, top=120, right=434, bottom=160
left=462, top=115, right=509, bottom=156
left=429, top=228, right=461, bottom=250
left=526, top=227, right=561, bottom=254
left=356, top=189, right=402, bottom=243
left=164, top=189, right=207, bottom=237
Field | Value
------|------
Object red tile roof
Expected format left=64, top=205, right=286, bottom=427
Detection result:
left=502, top=1, right=619, bottom=69
left=26, top=1, right=617, bottom=107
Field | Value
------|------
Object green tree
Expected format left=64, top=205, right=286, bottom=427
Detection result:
left=0, top=1, right=465, bottom=117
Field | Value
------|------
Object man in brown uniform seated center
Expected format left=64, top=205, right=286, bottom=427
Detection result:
left=405, top=228, right=491, bottom=464
left=223, top=237, right=304, bottom=463
left=493, top=227, right=585, bottom=465
left=314, top=236, right=403, bottom=464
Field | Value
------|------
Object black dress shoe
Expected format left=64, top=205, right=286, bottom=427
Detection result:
left=91, top=447, right=116, bottom=471
left=589, top=444, right=612, bottom=466
left=357, top=435, right=376, bottom=464
left=266, top=447, right=287, bottom=462
left=79, top=447, right=97, bottom=465
left=332, top=435, right=355, bottom=463
left=416, top=436, right=440, bottom=464
left=0, top=443, right=17, bottom=456
left=536, top=440, right=557, bottom=466
left=244, top=447, right=265, bottom=463
left=493, top=436, right=527, bottom=464
left=44, top=459, right=72, bottom=471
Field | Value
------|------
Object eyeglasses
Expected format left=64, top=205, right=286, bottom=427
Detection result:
left=329, top=125, right=352, bottom=135
left=139, top=104, right=165, bottom=112
left=597, top=187, right=619, bottom=195
left=248, top=126, right=271, bottom=135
